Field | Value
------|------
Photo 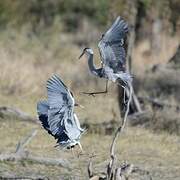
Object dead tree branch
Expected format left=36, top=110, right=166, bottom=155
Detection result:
left=0, top=129, right=71, bottom=169
left=0, top=106, right=38, bottom=124
left=107, top=83, right=132, bottom=180
left=0, top=153, right=70, bottom=169
left=0, top=175, right=49, bottom=180
left=139, top=96, right=180, bottom=110
left=16, top=129, right=37, bottom=153
left=88, top=158, right=93, bottom=178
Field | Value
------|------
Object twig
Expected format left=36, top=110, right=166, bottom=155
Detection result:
left=130, top=87, right=142, bottom=113
left=16, top=129, right=37, bottom=153
left=88, top=157, right=93, bottom=178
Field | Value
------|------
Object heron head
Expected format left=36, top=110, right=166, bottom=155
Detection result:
left=66, top=141, right=83, bottom=152
left=78, top=48, right=93, bottom=59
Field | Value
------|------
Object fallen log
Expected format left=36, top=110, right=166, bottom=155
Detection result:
left=0, top=175, right=48, bottom=180
left=0, top=153, right=70, bottom=169
left=139, top=96, right=180, bottom=111
left=0, top=129, right=71, bottom=170
left=0, top=106, right=39, bottom=124
left=128, top=111, right=152, bottom=127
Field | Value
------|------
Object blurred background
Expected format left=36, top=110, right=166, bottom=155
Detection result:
left=0, top=0, right=179, bottom=179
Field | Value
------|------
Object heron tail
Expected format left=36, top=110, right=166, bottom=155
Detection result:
left=116, top=72, right=132, bottom=86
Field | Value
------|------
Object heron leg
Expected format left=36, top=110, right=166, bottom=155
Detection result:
left=82, top=80, right=108, bottom=97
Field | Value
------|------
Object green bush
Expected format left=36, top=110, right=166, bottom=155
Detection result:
left=0, top=0, right=109, bottom=32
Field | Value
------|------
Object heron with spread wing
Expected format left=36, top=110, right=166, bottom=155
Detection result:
left=79, top=16, right=132, bottom=96
left=37, top=75, right=84, bottom=150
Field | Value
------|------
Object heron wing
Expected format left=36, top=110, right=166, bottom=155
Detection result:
left=46, top=75, right=83, bottom=146
left=98, top=16, right=128, bottom=73
left=37, top=100, right=55, bottom=137
left=64, top=113, right=84, bottom=141
left=47, top=75, right=74, bottom=109
left=46, top=75, right=74, bottom=135
left=37, top=100, right=49, bottom=116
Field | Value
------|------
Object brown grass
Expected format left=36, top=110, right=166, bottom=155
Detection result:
left=0, top=28, right=179, bottom=179
left=0, top=118, right=180, bottom=179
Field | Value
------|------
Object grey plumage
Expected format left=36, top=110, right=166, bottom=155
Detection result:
left=79, top=16, right=131, bottom=87
left=37, top=75, right=84, bottom=149
left=99, top=16, right=128, bottom=69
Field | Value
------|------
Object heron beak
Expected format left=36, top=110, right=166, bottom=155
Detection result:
left=75, top=103, right=84, bottom=109
left=78, top=51, right=85, bottom=59
left=77, top=142, right=83, bottom=153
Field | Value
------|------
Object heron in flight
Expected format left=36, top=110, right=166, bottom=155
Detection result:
left=37, top=75, right=84, bottom=150
left=79, top=16, right=132, bottom=96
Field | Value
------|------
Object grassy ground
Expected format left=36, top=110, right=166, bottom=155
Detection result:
left=0, top=28, right=179, bottom=179
left=0, top=118, right=180, bottom=179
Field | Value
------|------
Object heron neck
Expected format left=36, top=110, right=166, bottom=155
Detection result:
left=87, top=53, right=98, bottom=76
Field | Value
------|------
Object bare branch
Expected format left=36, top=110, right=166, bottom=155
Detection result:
left=139, top=96, right=180, bottom=110
left=115, top=168, right=124, bottom=180
left=88, top=158, right=93, bottom=178
left=107, top=83, right=132, bottom=179
left=0, top=129, right=71, bottom=169
left=0, top=106, right=38, bottom=124
left=0, top=152, right=71, bottom=169
left=25, top=155, right=71, bottom=169
left=0, top=175, right=49, bottom=180
left=16, top=129, right=37, bottom=153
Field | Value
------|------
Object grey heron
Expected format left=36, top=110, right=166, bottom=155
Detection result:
left=79, top=16, right=132, bottom=96
left=37, top=75, right=84, bottom=150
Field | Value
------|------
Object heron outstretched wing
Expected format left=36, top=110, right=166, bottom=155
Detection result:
left=98, top=16, right=128, bottom=73
left=37, top=100, right=50, bottom=132
left=38, top=75, right=83, bottom=147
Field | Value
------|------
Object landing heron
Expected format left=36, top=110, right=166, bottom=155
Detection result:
left=37, top=75, right=84, bottom=150
left=79, top=16, right=132, bottom=97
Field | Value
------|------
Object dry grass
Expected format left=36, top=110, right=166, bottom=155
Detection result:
left=0, top=118, right=180, bottom=179
left=0, top=28, right=179, bottom=179
left=0, top=29, right=120, bottom=122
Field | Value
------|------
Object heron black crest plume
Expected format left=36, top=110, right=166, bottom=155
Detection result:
left=37, top=75, right=84, bottom=150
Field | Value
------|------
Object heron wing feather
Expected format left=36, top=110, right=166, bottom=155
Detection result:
left=37, top=100, right=57, bottom=137
left=103, top=16, right=128, bottom=42
left=37, top=100, right=49, bottom=116
left=98, top=16, right=128, bottom=73
left=47, top=75, right=74, bottom=109
left=45, top=75, right=83, bottom=146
